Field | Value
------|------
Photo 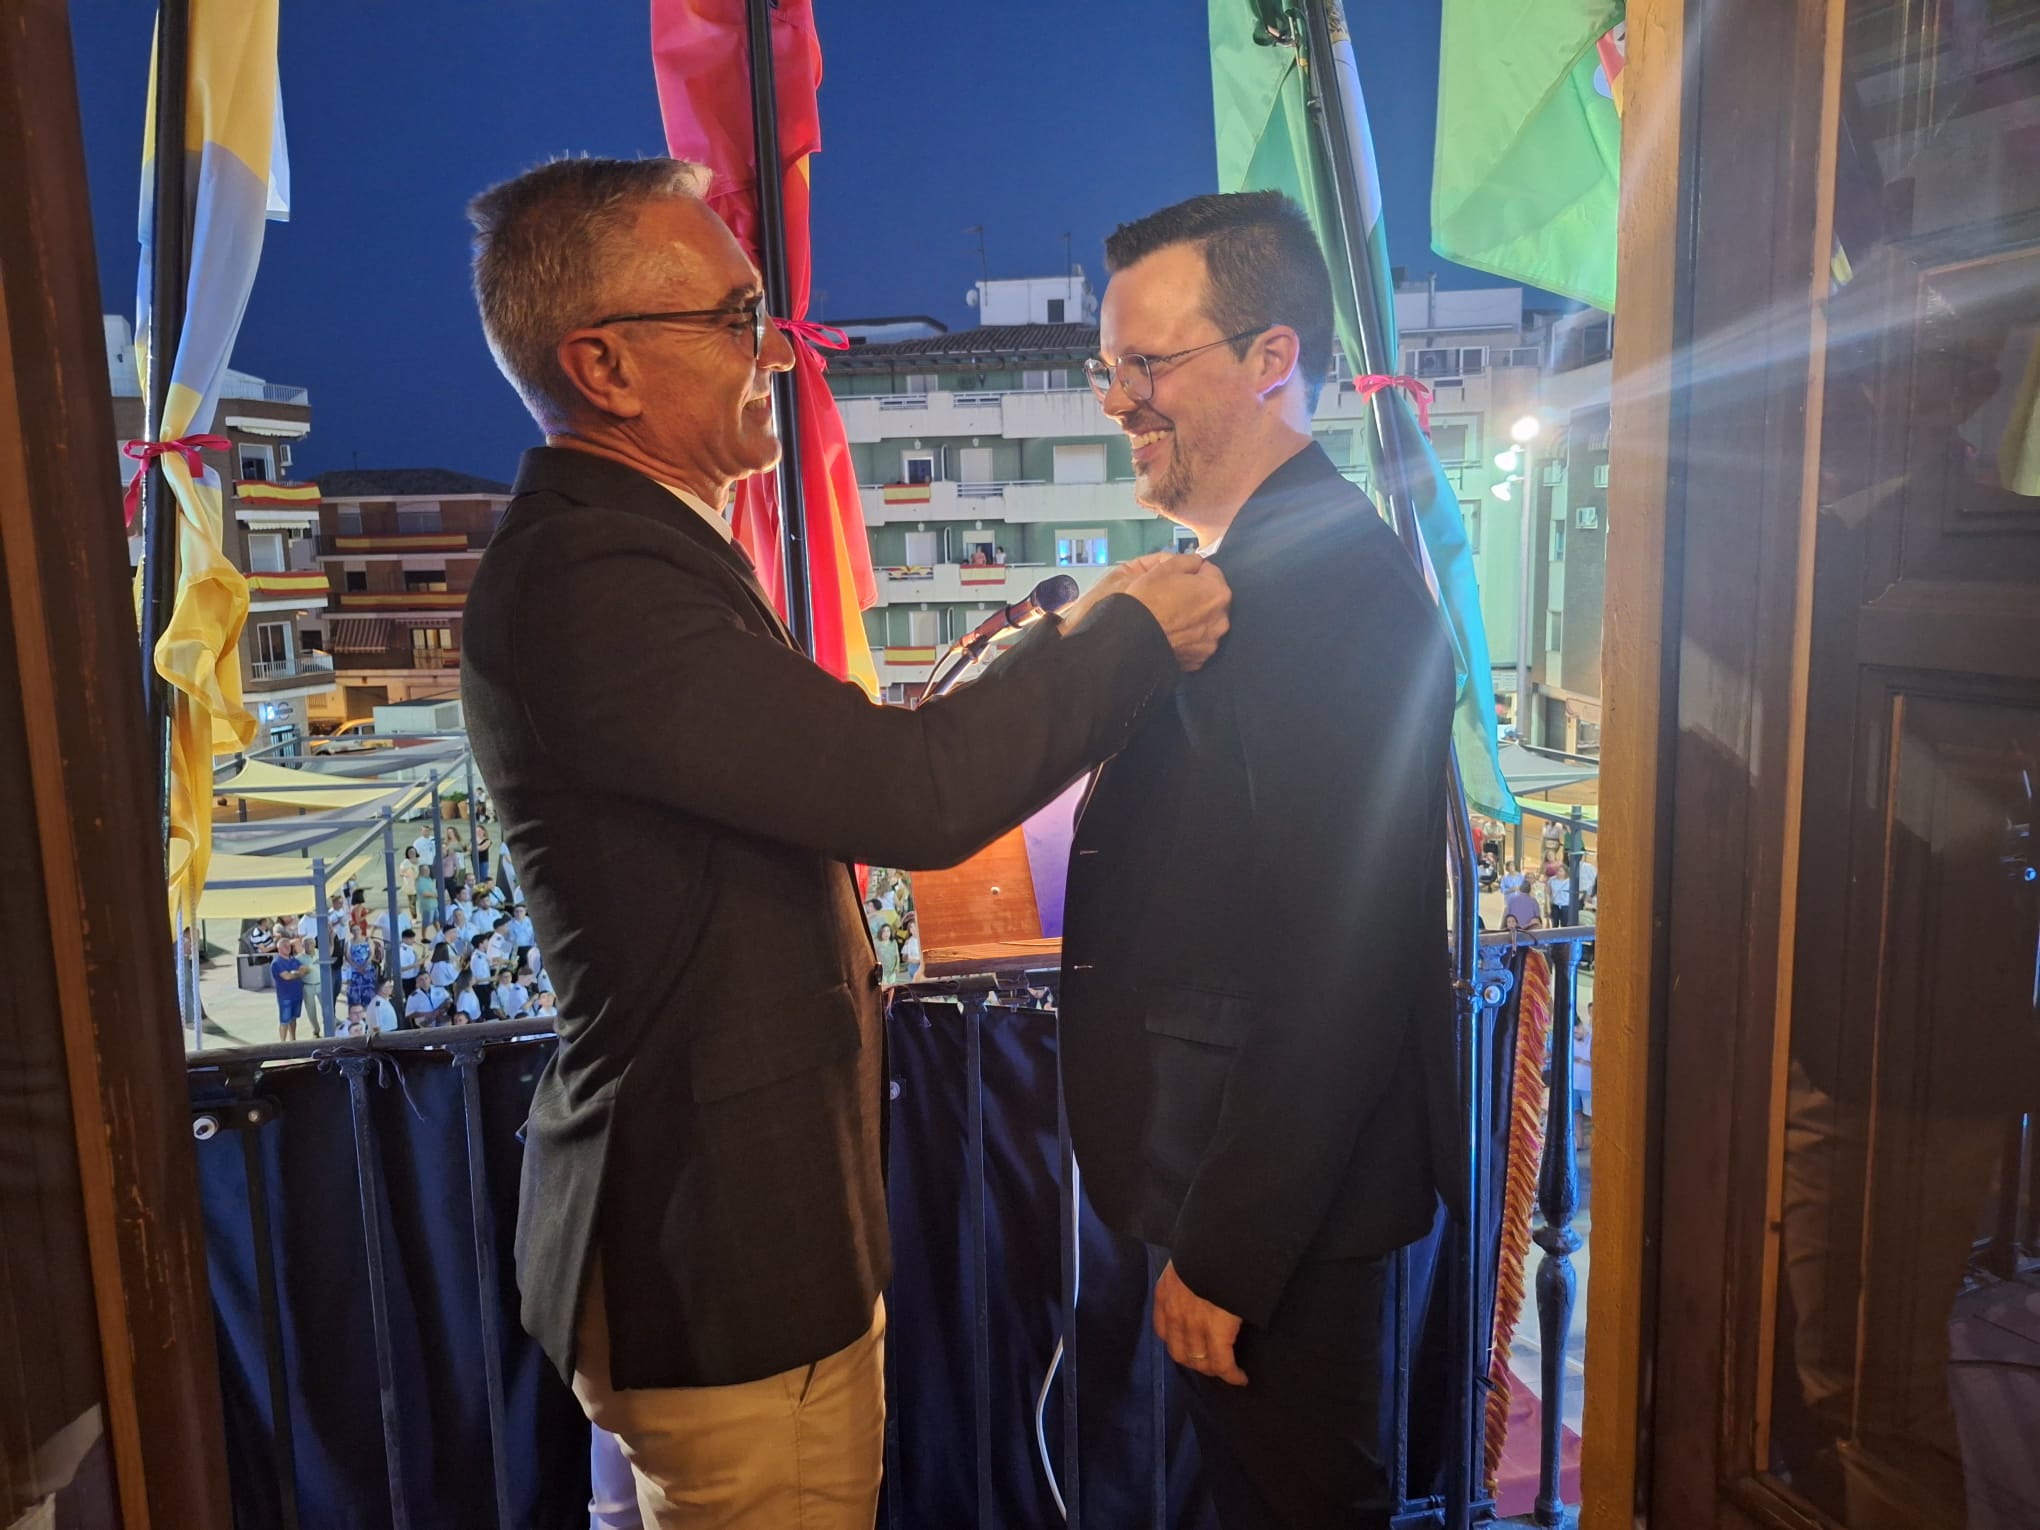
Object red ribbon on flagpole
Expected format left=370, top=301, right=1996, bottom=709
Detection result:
left=1353, top=374, right=1433, bottom=434
left=122, top=433, right=231, bottom=525
left=777, top=317, right=850, bottom=369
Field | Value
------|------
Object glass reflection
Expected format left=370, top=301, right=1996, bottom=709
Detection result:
left=1770, top=3, right=2040, bottom=1525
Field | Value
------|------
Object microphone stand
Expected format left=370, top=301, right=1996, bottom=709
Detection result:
left=914, top=634, right=988, bottom=707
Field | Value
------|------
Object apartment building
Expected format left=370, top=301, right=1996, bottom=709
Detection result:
left=307, top=468, right=511, bottom=726
left=107, top=315, right=333, bottom=752
left=827, top=273, right=1567, bottom=706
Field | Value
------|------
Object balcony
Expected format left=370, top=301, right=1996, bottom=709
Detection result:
left=218, top=376, right=310, bottom=406
left=996, top=386, right=1117, bottom=440
left=243, top=570, right=333, bottom=609
left=321, top=531, right=488, bottom=557
left=860, top=477, right=1155, bottom=526
left=245, top=651, right=336, bottom=687
left=330, top=653, right=462, bottom=678
left=181, top=924, right=1600, bottom=1526
left=873, top=559, right=1114, bottom=607
left=333, top=589, right=468, bottom=615
left=873, top=644, right=938, bottom=686
left=835, top=390, right=1004, bottom=443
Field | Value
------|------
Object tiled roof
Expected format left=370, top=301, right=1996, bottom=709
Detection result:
left=827, top=323, right=1099, bottom=369
left=316, top=468, right=511, bottom=499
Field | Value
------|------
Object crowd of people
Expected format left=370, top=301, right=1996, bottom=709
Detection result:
left=1473, top=817, right=1599, bottom=937
left=240, top=802, right=553, bottom=1042
left=863, top=868, right=923, bottom=985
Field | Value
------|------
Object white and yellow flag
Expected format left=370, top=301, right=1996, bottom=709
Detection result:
left=135, top=0, right=290, bottom=923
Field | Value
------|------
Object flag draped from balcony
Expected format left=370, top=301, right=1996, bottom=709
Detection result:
left=1210, top=0, right=1517, bottom=820
left=1430, top=0, right=1624, bottom=313
left=136, top=0, right=292, bottom=922
left=652, top=0, right=880, bottom=696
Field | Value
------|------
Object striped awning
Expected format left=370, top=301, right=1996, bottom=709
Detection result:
left=327, top=617, right=394, bottom=653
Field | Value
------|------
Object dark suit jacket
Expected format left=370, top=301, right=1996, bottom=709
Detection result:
left=1060, top=443, right=1457, bottom=1329
left=462, top=446, right=1176, bottom=1388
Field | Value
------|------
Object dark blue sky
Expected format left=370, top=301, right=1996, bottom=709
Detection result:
left=70, top=0, right=1465, bottom=480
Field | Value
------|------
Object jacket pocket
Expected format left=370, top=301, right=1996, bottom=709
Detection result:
left=689, top=980, right=865, bottom=1103
left=1139, top=986, right=1252, bottom=1186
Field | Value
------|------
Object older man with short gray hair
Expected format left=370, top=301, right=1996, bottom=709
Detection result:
left=459, top=156, right=1231, bottom=1528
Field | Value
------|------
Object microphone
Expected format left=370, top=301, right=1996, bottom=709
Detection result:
left=955, top=574, right=1081, bottom=661
left=913, top=574, right=1083, bottom=707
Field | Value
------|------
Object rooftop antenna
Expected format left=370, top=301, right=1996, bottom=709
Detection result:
left=964, top=224, right=989, bottom=288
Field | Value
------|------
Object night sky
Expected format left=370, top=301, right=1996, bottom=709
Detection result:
left=69, top=0, right=1468, bottom=481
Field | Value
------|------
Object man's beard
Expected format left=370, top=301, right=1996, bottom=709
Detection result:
left=1128, top=409, right=1199, bottom=513
left=1142, top=436, right=1196, bottom=512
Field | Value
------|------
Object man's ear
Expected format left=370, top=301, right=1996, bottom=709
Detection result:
left=556, top=328, right=646, bottom=420
left=1253, top=325, right=1303, bottom=400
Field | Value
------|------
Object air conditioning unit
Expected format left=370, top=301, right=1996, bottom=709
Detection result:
left=1576, top=504, right=1602, bottom=530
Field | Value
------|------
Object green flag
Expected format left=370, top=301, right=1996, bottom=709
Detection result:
left=1210, top=0, right=1518, bottom=822
left=1431, top=0, right=1624, bottom=312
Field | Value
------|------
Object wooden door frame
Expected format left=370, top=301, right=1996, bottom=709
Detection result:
left=1582, top=0, right=1845, bottom=1525
left=0, top=4, right=232, bottom=1525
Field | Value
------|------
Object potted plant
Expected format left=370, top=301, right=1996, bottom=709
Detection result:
left=442, top=789, right=469, bottom=820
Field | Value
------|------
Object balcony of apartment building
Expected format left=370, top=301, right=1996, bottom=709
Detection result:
left=239, top=521, right=330, bottom=615
left=835, top=386, right=1006, bottom=443
left=872, top=555, right=1121, bottom=608
left=329, top=559, right=472, bottom=627
left=241, top=608, right=337, bottom=719
left=861, top=474, right=1153, bottom=526
left=321, top=528, right=488, bottom=557
left=836, top=374, right=1123, bottom=443
left=324, top=611, right=464, bottom=696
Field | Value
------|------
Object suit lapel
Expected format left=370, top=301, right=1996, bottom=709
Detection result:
left=723, top=547, right=797, bottom=650
left=511, top=446, right=798, bottom=649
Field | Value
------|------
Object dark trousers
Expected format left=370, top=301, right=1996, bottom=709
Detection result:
left=1175, top=1252, right=1399, bottom=1530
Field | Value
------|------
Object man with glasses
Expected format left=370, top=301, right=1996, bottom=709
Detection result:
left=457, top=156, right=1230, bottom=1529
left=1058, top=191, right=1457, bottom=1529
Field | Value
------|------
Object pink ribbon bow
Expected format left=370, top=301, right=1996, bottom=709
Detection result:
left=122, top=433, right=231, bottom=525
left=777, top=317, right=851, bottom=370
left=1353, top=374, right=1433, bottom=435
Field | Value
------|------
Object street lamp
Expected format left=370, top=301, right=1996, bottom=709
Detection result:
left=1493, top=416, right=1543, bottom=740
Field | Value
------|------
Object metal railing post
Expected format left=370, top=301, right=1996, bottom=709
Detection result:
left=464, top=752, right=481, bottom=883
left=430, top=771, right=447, bottom=927
left=181, top=907, right=203, bottom=1052
left=380, top=807, right=401, bottom=988
left=451, top=1042, right=515, bottom=1528
left=963, top=994, right=995, bottom=1530
left=338, top=1052, right=410, bottom=1530
left=312, top=856, right=333, bottom=1037
left=1534, top=939, right=1583, bottom=1526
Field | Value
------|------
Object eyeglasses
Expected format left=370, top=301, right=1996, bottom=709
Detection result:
left=1083, top=326, right=1271, bottom=403
left=590, top=293, right=772, bottom=357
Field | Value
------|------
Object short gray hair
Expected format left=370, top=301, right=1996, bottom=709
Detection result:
left=467, top=156, right=710, bottom=431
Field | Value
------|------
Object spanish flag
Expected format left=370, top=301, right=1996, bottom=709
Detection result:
left=233, top=479, right=320, bottom=506
left=136, top=0, right=290, bottom=924
left=653, top=0, right=880, bottom=697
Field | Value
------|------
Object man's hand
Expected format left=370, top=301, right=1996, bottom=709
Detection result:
left=1120, top=554, right=1232, bottom=672
left=1056, top=551, right=1176, bottom=630
left=1153, top=1260, right=1247, bottom=1385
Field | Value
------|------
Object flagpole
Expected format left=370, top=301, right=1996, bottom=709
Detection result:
left=744, top=0, right=815, bottom=656
left=1293, top=4, right=1485, bottom=1523
left=139, top=0, right=192, bottom=872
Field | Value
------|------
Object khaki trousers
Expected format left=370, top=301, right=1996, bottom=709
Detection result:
left=571, top=1269, right=886, bottom=1530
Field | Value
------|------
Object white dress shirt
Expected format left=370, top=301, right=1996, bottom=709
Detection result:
left=661, top=482, right=735, bottom=544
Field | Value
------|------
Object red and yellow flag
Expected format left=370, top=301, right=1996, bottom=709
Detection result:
left=652, top=0, right=879, bottom=696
